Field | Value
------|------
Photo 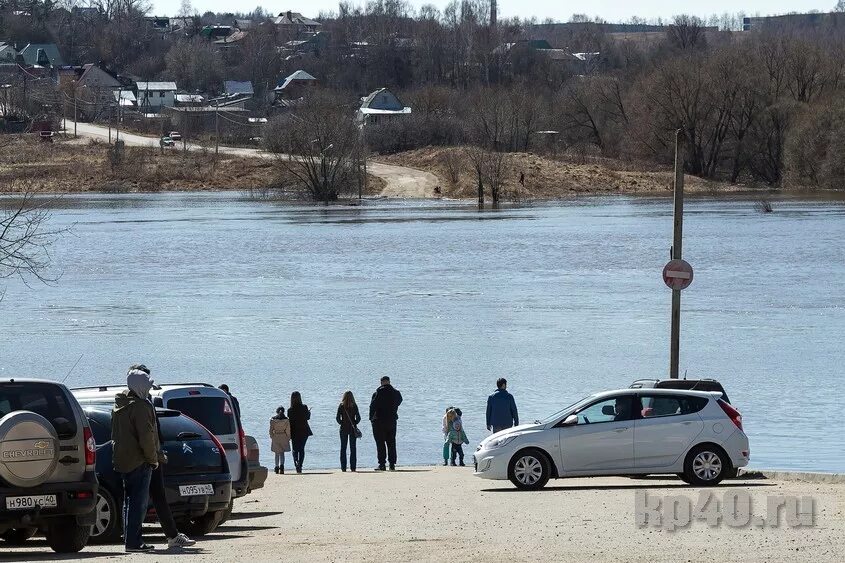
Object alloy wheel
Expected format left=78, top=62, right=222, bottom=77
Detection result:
left=692, top=451, right=722, bottom=481
left=91, top=493, right=112, bottom=537
left=513, top=455, right=543, bottom=485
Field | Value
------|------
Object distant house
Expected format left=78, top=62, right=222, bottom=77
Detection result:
left=74, top=63, right=134, bottom=119
left=280, top=31, right=329, bottom=57
left=137, top=81, right=177, bottom=111
left=0, top=43, right=17, bottom=63
left=201, top=26, right=234, bottom=40
left=274, top=69, right=317, bottom=99
left=224, top=80, right=254, bottom=97
left=272, top=11, right=321, bottom=33
left=19, top=43, right=64, bottom=67
left=175, top=93, right=205, bottom=107
left=356, top=88, right=411, bottom=126
left=114, top=90, right=136, bottom=108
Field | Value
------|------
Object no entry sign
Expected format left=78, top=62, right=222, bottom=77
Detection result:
left=663, top=259, right=694, bottom=290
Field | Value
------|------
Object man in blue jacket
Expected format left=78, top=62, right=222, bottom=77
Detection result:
left=486, top=378, right=519, bottom=433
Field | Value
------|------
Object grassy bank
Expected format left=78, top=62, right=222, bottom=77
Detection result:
left=375, top=147, right=744, bottom=199
left=0, top=135, right=385, bottom=195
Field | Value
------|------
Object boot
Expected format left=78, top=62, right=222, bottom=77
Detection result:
left=274, top=466, right=279, bottom=474
left=280, top=465, right=284, bottom=474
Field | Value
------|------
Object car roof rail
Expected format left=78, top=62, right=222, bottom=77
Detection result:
left=71, top=384, right=127, bottom=392
left=154, top=383, right=217, bottom=389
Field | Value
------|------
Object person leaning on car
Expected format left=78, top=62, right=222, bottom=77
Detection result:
left=112, top=367, right=160, bottom=553
left=486, top=378, right=519, bottom=434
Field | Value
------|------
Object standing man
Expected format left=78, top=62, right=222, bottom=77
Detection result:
left=219, top=384, right=241, bottom=420
left=486, top=378, right=519, bottom=434
left=369, top=376, right=403, bottom=471
left=112, top=366, right=159, bottom=552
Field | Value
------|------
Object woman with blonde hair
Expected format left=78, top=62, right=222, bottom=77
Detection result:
left=336, top=391, right=362, bottom=472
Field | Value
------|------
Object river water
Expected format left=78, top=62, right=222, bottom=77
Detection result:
left=1, top=193, right=843, bottom=472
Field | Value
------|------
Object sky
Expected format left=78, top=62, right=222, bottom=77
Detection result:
left=156, top=0, right=838, bottom=21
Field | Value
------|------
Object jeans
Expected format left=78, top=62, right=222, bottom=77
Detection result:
left=340, top=428, right=357, bottom=471
left=121, top=463, right=153, bottom=549
left=292, top=437, right=308, bottom=470
left=372, top=420, right=397, bottom=467
left=150, top=465, right=179, bottom=539
left=274, top=452, right=285, bottom=468
left=450, top=443, right=465, bottom=463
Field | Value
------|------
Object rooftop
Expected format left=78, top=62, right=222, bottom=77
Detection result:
left=137, top=81, right=178, bottom=91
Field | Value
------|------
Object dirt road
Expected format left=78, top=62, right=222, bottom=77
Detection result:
left=6, top=468, right=843, bottom=562
left=66, top=122, right=438, bottom=198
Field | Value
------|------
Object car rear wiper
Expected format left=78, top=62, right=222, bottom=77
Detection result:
left=176, top=432, right=202, bottom=439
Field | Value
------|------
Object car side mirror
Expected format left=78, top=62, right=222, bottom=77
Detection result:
left=561, top=414, right=578, bottom=426
left=601, top=405, right=616, bottom=416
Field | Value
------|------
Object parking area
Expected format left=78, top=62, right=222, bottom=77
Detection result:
left=4, top=468, right=844, bottom=562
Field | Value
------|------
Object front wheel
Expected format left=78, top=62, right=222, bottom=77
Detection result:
left=508, top=449, right=551, bottom=490
left=683, top=445, right=730, bottom=486
left=45, top=516, right=91, bottom=553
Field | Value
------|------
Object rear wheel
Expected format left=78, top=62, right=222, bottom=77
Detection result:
left=508, top=449, right=551, bottom=490
left=177, top=510, right=224, bottom=536
left=218, top=499, right=234, bottom=526
left=683, top=445, right=730, bottom=486
left=45, top=516, right=91, bottom=553
left=89, top=487, right=121, bottom=544
left=1, top=527, right=37, bottom=545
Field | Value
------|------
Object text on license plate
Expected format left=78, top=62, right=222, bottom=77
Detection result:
left=179, top=484, right=214, bottom=496
left=5, top=494, right=58, bottom=510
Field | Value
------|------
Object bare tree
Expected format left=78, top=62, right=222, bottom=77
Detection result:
left=1, top=194, right=64, bottom=287
left=264, top=94, right=360, bottom=203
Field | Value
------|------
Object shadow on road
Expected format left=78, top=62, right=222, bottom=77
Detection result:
left=229, top=510, right=284, bottom=520
left=480, top=482, right=775, bottom=493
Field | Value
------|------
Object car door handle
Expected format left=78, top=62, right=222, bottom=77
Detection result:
left=59, top=456, right=80, bottom=464
left=682, top=421, right=693, bottom=425
left=614, top=427, right=629, bottom=432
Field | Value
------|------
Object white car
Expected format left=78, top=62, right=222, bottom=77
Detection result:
left=473, top=388, right=748, bottom=490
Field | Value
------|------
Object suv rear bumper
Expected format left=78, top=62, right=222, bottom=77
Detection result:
left=160, top=473, right=232, bottom=518
left=0, top=471, right=98, bottom=530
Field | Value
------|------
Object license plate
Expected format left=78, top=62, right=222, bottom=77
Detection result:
left=179, top=484, right=214, bottom=496
left=5, top=494, right=58, bottom=510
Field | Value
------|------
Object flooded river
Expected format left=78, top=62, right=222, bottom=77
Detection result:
left=1, top=193, right=843, bottom=472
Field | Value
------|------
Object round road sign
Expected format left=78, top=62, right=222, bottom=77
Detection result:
left=663, top=259, right=694, bottom=290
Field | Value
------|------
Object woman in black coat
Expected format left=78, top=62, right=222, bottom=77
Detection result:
left=288, top=391, right=312, bottom=473
left=336, top=391, right=361, bottom=472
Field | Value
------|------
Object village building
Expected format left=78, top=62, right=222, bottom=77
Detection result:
left=274, top=70, right=317, bottom=100
left=18, top=43, right=64, bottom=67
left=137, top=81, right=177, bottom=112
left=272, top=11, right=321, bottom=34
left=356, top=88, right=411, bottom=126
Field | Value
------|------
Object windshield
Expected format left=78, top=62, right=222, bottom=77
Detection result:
left=540, top=394, right=597, bottom=424
left=167, top=397, right=236, bottom=436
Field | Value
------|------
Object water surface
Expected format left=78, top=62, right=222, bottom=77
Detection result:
left=1, top=193, right=843, bottom=472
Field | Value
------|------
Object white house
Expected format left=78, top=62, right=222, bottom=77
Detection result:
left=0, top=43, right=16, bottom=63
left=136, top=81, right=177, bottom=111
left=356, top=88, right=411, bottom=126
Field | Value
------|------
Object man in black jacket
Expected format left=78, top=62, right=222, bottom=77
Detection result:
left=369, top=376, right=403, bottom=471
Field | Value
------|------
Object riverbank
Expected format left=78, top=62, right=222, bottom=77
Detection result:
left=6, top=468, right=844, bottom=561
left=375, top=147, right=752, bottom=198
left=0, top=135, right=386, bottom=194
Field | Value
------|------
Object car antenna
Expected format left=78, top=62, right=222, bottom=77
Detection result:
left=61, top=354, right=84, bottom=384
left=683, top=369, right=688, bottom=381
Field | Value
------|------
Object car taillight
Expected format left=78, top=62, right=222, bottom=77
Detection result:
left=717, top=399, right=743, bottom=431
left=84, top=426, right=96, bottom=467
left=239, top=428, right=248, bottom=459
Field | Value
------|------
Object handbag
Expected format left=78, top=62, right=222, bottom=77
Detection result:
left=344, top=406, right=363, bottom=439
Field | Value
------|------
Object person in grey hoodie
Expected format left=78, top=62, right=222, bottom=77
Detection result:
left=112, top=367, right=159, bottom=553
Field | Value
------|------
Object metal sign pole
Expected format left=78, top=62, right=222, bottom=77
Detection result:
left=670, top=130, right=685, bottom=379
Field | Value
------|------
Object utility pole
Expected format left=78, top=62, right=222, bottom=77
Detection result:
left=115, top=87, right=121, bottom=143
left=669, top=130, right=685, bottom=379
left=214, top=100, right=219, bottom=159
left=73, top=89, right=77, bottom=138
left=108, top=101, right=112, bottom=144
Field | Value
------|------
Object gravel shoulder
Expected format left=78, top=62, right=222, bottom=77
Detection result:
left=6, top=468, right=844, bottom=562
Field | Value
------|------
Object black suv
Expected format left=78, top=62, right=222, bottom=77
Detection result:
left=0, top=379, right=97, bottom=552
left=84, top=406, right=232, bottom=543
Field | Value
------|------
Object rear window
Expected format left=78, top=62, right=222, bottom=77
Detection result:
left=0, top=383, right=78, bottom=439
left=158, top=413, right=212, bottom=441
left=166, top=397, right=235, bottom=436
